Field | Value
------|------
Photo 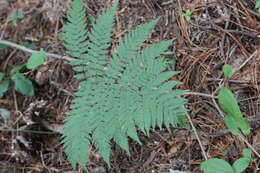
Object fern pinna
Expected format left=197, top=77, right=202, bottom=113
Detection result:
left=60, top=0, right=187, bottom=170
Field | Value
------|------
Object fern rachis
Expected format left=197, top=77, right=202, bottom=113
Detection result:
left=60, top=0, right=187, bottom=171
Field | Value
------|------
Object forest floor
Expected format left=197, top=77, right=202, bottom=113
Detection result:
left=0, top=0, right=260, bottom=172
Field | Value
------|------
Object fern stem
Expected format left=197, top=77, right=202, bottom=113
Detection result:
left=0, top=39, right=76, bottom=61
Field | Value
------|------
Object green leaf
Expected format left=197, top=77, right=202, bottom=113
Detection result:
left=256, top=1, right=260, bottom=9
left=183, top=10, right=192, bottom=21
left=0, top=80, right=9, bottom=98
left=218, top=87, right=250, bottom=136
left=218, top=87, right=242, bottom=117
left=11, top=64, right=26, bottom=75
left=232, top=148, right=251, bottom=173
left=242, top=148, right=251, bottom=159
left=0, top=72, right=5, bottom=81
left=224, top=113, right=250, bottom=136
left=26, top=50, right=46, bottom=69
left=224, top=115, right=240, bottom=135
left=11, top=73, right=34, bottom=96
left=201, top=158, right=234, bottom=173
left=0, top=108, right=11, bottom=121
left=9, top=9, right=24, bottom=27
left=0, top=44, right=8, bottom=50
left=223, top=64, right=233, bottom=78
left=232, top=158, right=250, bottom=173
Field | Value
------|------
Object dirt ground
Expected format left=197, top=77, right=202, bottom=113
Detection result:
left=0, top=0, right=260, bottom=172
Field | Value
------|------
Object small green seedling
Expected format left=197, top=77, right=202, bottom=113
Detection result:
left=8, top=9, right=24, bottom=26
left=218, top=64, right=250, bottom=136
left=223, top=64, right=233, bottom=78
left=0, top=42, right=46, bottom=97
left=26, top=50, right=46, bottom=69
left=256, top=1, right=260, bottom=14
left=218, top=87, right=250, bottom=136
left=11, top=71, right=34, bottom=96
left=201, top=148, right=251, bottom=173
left=0, top=64, right=34, bottom=97
left=183, top=9, right=192, bottom=21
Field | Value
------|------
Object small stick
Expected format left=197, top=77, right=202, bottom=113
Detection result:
left=0, top=39, right=76, bottom=61
left=238, top=133, right=260, bottom=158
left=186, top=113, right=208, bottom=160
left=232, top=50, right=258, bottom=77
left=184, top=92, right=217, bottom=99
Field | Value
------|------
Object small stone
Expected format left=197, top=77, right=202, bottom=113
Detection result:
left=91, top=167, right=106, bottom=173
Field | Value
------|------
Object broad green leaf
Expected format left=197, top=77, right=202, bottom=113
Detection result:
left=218, top=87, right=242, bottom=117
left=0, top=80, right=9, bottom=98
left=26, top=50, right=46, bottom=69
left=201, top=158, right=234, bottom=173
left=11, top=73, right=34, bottom=96
left=232, top=158, right=250, bottom=173
left=11, top=64, right=26, bottom=75
left=218, top=87, right=250, bottom=135
left=223, top=64, right=233, bottom=78
left=0, top=72, right=5, bottom=81
left=224, top=115, right=240, bottom=135
left=236, top=116, right=250, bottom=136
left=224, top=113, right=250, bottom=136
left=0, top=108, right=11, bottom=120
left=242, top=148, right=251, bottom=159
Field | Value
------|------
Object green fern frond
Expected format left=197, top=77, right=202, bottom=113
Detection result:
left=60, top=0, right=187, bottom=171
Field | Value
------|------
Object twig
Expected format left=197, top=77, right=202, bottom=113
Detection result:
left=183, top=92, right=217, bottom=99
left=207, top=78, right=250, bottom=84
left=238, top=133, right=260, bottom=158
left=232, top=50, right=258, bottom=77
left=0, top=39, right=76, bottom=61
left=40, top=150, right=52, bottom=173
left=0, top=128, right=58, bottom=134
left=186, top=113, right=208, bottom=160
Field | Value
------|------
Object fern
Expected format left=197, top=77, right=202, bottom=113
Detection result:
left=60, top=0, right=187, bottom=171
